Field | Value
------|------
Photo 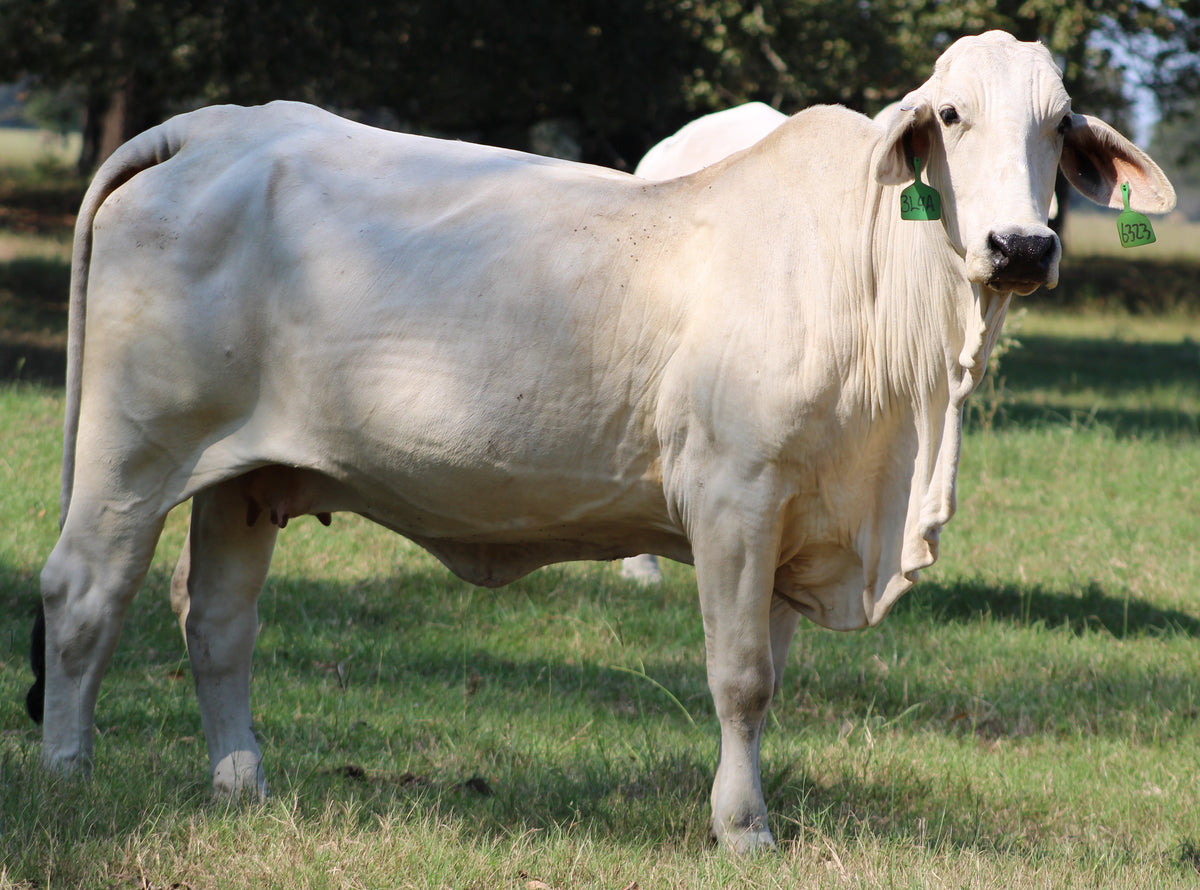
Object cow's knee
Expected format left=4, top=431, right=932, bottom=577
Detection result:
left=38, top=547, right=112, bottom=772
left=710, top=656, right=775, bottom=722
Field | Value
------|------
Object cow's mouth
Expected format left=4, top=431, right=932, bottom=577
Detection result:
left=988, top=274, right=1049, bottom=296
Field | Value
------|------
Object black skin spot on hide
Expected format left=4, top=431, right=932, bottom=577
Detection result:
left=27, top=604, right=45, bottom=724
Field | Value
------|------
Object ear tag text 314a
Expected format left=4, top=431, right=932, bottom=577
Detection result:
left=1117, top=182, right=1156, bottom=248
left=900, top=157, right=942, bottom=221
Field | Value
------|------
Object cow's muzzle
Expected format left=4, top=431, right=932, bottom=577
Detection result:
left=985, top=231, right=1059, bottom=294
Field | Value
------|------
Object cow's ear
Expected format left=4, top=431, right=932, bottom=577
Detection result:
left=874, top=94, right=936, bottom=185
left=1060, top=114, right=1176, bottom=213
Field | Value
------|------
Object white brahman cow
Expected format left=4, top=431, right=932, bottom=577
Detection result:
left=32, top=31, right=1174, bottom=852
left=635, top=101, right=789, bottom=180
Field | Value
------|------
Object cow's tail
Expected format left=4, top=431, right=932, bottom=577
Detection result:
left=29, top=120, right=190, bottom=726
left=60, top=119, right=189, bottom=522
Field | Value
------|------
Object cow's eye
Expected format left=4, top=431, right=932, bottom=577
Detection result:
left=939, top=106, right=961, bottom=126
left=1056, top=114, right=1073, bottom=136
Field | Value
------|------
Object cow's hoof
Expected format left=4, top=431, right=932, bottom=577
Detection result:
left=713, top=824, right=777, bottom=855
left=41, top=749, right=92, bottom=778
left=212, top=751, right=267, bottom=799
left=619, top=554, right=663, bottom=584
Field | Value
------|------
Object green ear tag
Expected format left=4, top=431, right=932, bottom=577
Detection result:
left=900, top=157, right=942, bottom=221
left=1116, top=182, right=1156, bottom=248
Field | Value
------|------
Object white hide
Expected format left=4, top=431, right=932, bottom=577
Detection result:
left=38, top=31, right=1175, bottom=854
left=624, top=102, right=790, bottom=584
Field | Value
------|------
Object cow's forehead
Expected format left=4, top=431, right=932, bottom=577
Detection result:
left=929, top=30, right=1070, bottom=113
left=936, top=30, right=1061, bottom=75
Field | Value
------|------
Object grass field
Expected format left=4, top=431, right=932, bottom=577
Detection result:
left=2, top=173, right=1200, bottom=887
left=0, top=128, right=81, bottom=174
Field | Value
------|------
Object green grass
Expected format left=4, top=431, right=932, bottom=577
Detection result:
left=0, top=128, right=80, bottom=173
left=2, top=180, right=1200, bottom=886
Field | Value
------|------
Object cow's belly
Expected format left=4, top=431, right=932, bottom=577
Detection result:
left=225, top=457, right=689, bottom=587
left=184, top=329, right=685, bottom=578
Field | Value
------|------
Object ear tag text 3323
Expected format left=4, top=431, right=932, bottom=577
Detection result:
left=1117, top=182, right=1155, bottom=248
left=900, top=157, right=941, bottom=221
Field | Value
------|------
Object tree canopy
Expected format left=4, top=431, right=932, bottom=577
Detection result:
left=1, top=0, right=1198, bottom=173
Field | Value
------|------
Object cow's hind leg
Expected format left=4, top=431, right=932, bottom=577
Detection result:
left=176, top=478, right=278, bottom=796
left=39, top=500, right=167, bottom=775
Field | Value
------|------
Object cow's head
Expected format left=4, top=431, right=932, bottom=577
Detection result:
left=875, top=30, right=1175, bottom=295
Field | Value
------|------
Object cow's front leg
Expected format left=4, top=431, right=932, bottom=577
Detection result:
left=693, top=512, right=784, bottom=854
left=177, top=479, right=278, bottom=796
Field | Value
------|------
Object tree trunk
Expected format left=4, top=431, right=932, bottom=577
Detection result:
left=96, top=82, right=131, bottom=166
left=77, top=78, right=163, bottom=174
left=76, top=95, right=106, bottom=175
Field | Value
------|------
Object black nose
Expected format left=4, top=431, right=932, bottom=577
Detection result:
left=987, top=232, right=1057, bottom=287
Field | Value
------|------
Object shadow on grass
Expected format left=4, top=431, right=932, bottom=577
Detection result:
left=0, top=255, right=69, bottom=384
left=0, top=337, right=65, bottom=384
left=894, top=575, right=1200, bottom=638
left=985, top=401, right=1200, bottom=438
left=980, top=331, right=1200, bottom=437
left=7, top=553, right=1199, bottom=724
left=1003, top=334, right=1200, bottom=392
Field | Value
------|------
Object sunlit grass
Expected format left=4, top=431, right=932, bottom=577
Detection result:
left=0, top=128, right=80, bottom=172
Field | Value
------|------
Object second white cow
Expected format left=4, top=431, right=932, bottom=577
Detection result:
left=34, top=32, right=1173, bottom=852
left=635, top=101, right=789, bottom=180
